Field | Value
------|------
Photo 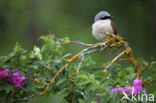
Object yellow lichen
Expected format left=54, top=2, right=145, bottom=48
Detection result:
left=34, top=79, right=40, bottom=83
left=103, top=69, right=108, bottom=72
left=76, top=69, right=79, bottom=74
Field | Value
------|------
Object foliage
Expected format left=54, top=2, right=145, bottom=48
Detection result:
left=0, top=34, right=156, bottom=103
left=1, top=0, right=156, bottom=58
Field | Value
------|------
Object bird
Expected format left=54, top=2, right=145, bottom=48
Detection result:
left=92, top=11, right=117, bottom=41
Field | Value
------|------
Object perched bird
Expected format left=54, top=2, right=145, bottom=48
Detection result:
left=92, top=11, right=117, bottom=41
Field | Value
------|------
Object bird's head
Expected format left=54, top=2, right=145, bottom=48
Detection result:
left=94, top=11, right=114, bottom=22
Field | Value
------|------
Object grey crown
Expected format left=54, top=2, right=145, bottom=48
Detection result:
left=94, top=11, right=111, bottom=22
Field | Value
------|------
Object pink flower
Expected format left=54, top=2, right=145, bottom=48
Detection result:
left=11, top=71, right=19, bottom=77
left=142, top=90, right=146, bottom=94
left=6, top=71, right=19, bottom=83
left=124, top=88, right=131, bottom=93
left=12, top=76, right=26, bottom=88
left=118, top=87, right=125, bottom=93
left=0, top=68, right=9, bottom=79
left=132, top=79, right=142, bottom=95
left=110, top=79, right=146, bottom=95
left=7, top=71, right=26, bottom=88
left=110, top=88, right=118, bottom=93
left=110, top=87, right=131, bottom=93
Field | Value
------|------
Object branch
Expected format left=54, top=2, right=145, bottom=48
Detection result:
left=21, top=32, right=150, bottom=99
left=54, top=37, right=94, bottom=47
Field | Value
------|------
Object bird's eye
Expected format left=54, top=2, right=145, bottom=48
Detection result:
left=100, top=16, right=109, bottom=20
left=100, top=16, right=106, bottom=19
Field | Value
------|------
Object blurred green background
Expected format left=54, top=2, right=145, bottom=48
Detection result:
left=0, top=0, right=156, bottom=103
left=0, top=0, right=156, bottom=58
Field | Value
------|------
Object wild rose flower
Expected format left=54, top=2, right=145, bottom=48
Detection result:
left=7, top=71, right=26, bottom=88
left=110, top=79, right=146, bottom=95
left=11, top=71, right=19, bottom=77
left=110, top=88, right=118, bottom=93
left=12, top=76, right=26, bottom=88
left=110, top=87, right=131, bottom=93
left=124, top=88, right=131, bottom=93
left=6, top=71, right=19, bottom=83
left=132, top=79, right=142, bottom=95
left=118, top=87, right=126, bottom=93
left=0, top=68, right=9, bottom=79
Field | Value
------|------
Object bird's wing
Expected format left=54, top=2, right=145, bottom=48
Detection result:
left=111, top=21, right=117, bottom=35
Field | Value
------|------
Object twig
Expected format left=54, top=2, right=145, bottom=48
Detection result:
left=15, top=92, right=38, bottom=101
left=54, top=37, right=94, bottom=47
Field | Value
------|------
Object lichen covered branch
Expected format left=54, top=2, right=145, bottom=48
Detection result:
left=31, top=32, right=150, bottom=97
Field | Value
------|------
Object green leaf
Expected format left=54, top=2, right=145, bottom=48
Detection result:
left=56, top=78, right=66, bottom=86
left=112, top=63, right=121, bottom=68
left=35, top=84, right=45, bottom=89
left=151, top=61, right=156, bottom=65
left=83, top=56, right=96, bottom=67
left=78, top=98, right=87, bottom=103
left=118, top=71, right=126, bottom=78
left=77, top=74, right=89, bottom=80
left=78, top=81, right=90, bottom=86
left=62, top=53, right=72, bottom=58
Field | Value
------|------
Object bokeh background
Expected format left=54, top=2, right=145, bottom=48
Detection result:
left=0, top=0, right=156, bottom=58
left=0, top=0, right=156, bottom=103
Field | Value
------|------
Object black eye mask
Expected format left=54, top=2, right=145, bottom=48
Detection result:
left=100, top=16, right=114, bottom=20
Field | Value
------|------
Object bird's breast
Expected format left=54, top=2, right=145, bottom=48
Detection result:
left=92, top=20, right=114, bottom=40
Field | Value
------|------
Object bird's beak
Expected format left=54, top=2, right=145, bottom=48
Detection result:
left=110, top=16, right=114, bottom=19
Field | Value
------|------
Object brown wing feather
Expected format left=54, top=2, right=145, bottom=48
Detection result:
left=111, top=22, right=117, bottom=35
